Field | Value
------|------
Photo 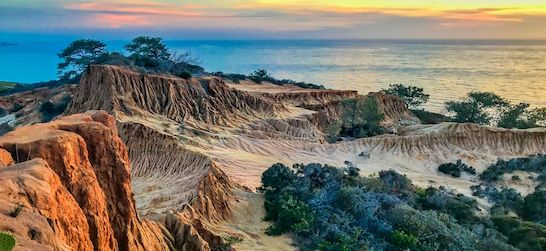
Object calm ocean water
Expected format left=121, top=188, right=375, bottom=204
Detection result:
left=1, top=39, right=545, bottom=112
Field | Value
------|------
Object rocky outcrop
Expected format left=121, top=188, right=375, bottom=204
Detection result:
left=393, top=123, right=546, bottom=157
left=66, top=65, right=284, bottom=127
left=118, top=121, right=234, bottom=221
left=0, top=84, right=76, bottom=132
left=116, top=120, right=235, bottom=250
left=294, top=91, right=420, bottom=133
left=64, top=66, right=241, bottom=249
left=229, top=81, right=420, bottom=133
left=367, top=92, right=421, bottom=132
left=0, top=149, right=13, bottom=167
left=260, top=89, right=358, bottom=108
left=0, top=111, right=172, bottom=251
left=0, top=158, right=94, bottom=251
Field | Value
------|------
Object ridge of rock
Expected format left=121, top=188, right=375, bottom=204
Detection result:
left=0, top=111, right=172, bottom=251
left=65, top=65, right=284, bottom=127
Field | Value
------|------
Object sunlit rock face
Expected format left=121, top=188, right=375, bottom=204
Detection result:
left=0, top=111, right=173, bottom=251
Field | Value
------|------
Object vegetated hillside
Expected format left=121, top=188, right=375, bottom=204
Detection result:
left=261, top=162, right=546, bottom=251
left=0, top=81, right=17, bottom=92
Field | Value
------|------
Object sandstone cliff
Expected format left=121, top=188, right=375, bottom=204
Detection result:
left=0, top=111, right=172, bottom=251
left=66, top=65, right=284, bottom=128
left=227, top=80, right=421, bottom=133
left=65, top=65, right=245, bottom=250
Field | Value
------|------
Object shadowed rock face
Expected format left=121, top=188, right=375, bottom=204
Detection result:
left=0, top=111, right=172, bottom=251
left=368, top=92, right=422, bottom=131
left=0, top=84, right=76, bottom=131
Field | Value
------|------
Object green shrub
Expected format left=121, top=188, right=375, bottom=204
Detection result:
left=380, top=84, right=430, bottom=109
left=492, top=216, right=546, bottom=251
left=410, top=109, right=451, bottom=124
left=0, top=123, right=13, bottom=137
left=339, top=97, right=385, bottom=138
left=261, top=163, right=296, bottom=192
left=438, top=160, right=476, bottom=177
left=498, top=103, right=546, bottom=129
left=10, top=104, right=24, bottom=113
left=318, top=230, right=368, bottom=251
left=265, top=194, right=314, bottom=235
left=389, top=205, right=479, bottom=250
left=39, top=96, right=71, bottom=122
left=247, top=69, right=325, bottom=89
left=523, top=190, right=546, bottom=223
left=178, top=71, right=192, bottom=79
left=391, top=230, right=418, bottom=249
left=480, top=155, right=546, bottom=182
left=211, top=72, right=247, bottom=84
left=445, top=92, right=509, bottom=125
left=0, top=232, right=16, bottom=251
left=249, top=69, right=271, bottom=83
left=417, top=187, right=480, bottom=225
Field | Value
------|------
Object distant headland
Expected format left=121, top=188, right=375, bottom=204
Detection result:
left=0, top=42, right=17, bottom=46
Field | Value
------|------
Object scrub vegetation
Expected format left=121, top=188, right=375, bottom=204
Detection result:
left=260, top=162, right=537, bottom=251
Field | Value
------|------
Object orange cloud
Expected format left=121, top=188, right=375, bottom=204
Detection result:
left=94, top=14, right=149, bottom=28
left=57, top=0, right=546, bottom=34
left=65, top=0, right=213, bottom=28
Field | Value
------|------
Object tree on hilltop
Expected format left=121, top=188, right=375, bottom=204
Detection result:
left=445, top=92, right=509, bottom=125
left=57, top=39, right=107, bottom=80
left=381, top=84, right=430, bottom=109
left=124, top=36, right=171, bottom=61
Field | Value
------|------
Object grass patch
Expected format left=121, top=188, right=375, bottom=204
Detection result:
left=0, top=81, right=17, bottom=92
left=9, top=204, right=22, bottom=218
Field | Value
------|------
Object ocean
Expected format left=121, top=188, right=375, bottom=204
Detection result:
left=1, top=39, right=545, bottom=112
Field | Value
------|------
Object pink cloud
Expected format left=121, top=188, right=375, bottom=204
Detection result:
left=65, top=0, right=211, bottom=28
left=94, top=14, right=149, bottom=28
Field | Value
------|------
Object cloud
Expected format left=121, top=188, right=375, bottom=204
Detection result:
left=1, top=0, right=546, bottom=39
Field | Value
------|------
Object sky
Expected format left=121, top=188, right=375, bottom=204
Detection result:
left=1, top=0, right=546, bottom=40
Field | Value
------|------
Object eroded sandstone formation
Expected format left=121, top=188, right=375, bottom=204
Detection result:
left=66, top=65, right=284, bottom=128
left=0, top=111, right=175, bottom=251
